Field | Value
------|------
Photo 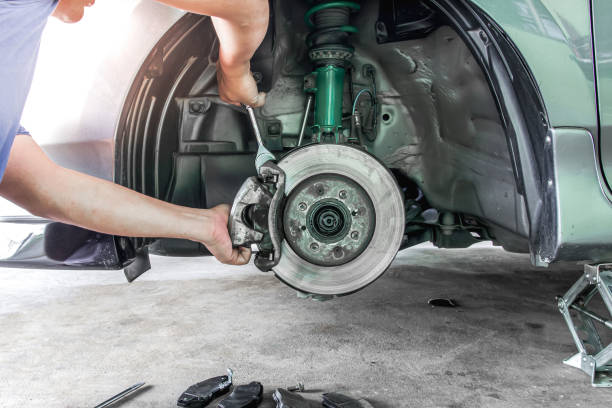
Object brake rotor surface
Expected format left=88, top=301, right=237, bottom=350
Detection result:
left=274, top=144, right=405, bottom=296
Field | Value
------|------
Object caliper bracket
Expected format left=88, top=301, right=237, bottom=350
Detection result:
left=229, top=161, right=285, bottom=272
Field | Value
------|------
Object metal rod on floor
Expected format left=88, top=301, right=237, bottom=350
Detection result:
left=93, top=382, right=146, bottom=408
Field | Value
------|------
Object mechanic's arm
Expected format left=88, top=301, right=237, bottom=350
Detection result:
left=155, top=0, right=269, bottom=107
left=0, top=135, right=251, bottom=266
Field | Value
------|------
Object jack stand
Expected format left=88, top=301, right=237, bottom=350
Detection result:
left=557, top=263, right=612, bottom=387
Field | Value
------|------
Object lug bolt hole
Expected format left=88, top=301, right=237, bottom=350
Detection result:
left=339, top=190, right=347, bottom=199
left=351, top=231, right=359, bottom=240
left=298, top=202, right=308, bottom=211
left=333, top=247, right=343, bottom=258
left=310, top=243, right=319, bottom=251
left=382, top=113, right=392, bottom=123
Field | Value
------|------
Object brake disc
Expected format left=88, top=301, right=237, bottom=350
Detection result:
left=274, top=144, right=405, bottom=296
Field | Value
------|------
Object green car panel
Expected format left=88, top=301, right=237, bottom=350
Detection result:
left=469, top=0, right=612, bottom=262
left=473, top=0, right=612, bottom=196
left=552, top=127, right=612, bottom=261
left=470, top=0, right=597, bottom=132
left=592, top=0, right=612, bottom=192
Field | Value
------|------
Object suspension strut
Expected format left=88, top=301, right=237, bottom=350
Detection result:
left=303, top=0, right=361, bottom=143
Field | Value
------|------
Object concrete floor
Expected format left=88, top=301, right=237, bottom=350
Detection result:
left=0, top=245, right=610, bottom=407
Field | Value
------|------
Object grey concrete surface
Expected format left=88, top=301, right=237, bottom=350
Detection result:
left=0, top=245, right=610, bottom=407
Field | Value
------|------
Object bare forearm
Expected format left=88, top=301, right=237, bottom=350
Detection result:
left=1, top=136, right=250, bottom=265
left=0, top=136, right=207, bottom=241
left=156, top=0, right=269, bottom=65
left=155, top=0, right=268, bottom=106
left=31, top=167, right=206, bottom=241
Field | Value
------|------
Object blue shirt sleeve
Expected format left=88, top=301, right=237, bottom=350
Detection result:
left=0, top=0, right=59, bottom=181
left=16, top=125, right=30, bottom=136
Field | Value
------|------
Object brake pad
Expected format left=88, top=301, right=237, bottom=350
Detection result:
left=177, top=373, right=232, bottom=408
left=272, top=388, right=317, bottom=408
left=217, top=381, right=263, bottom=408
left=322, top=393, right=374, bottom=408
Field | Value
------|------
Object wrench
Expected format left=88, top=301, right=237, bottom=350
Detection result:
left=243, top=104, right=276, bottom=171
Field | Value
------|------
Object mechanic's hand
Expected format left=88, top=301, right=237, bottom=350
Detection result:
left=217, top=61, right=266, bottom=107
left=202, top=204, right=252, bottom=265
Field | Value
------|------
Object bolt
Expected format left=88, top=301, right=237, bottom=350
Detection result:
left=298, top=202, right=308, bottom=211
left=189, top=101, right=208, bottom=114
left=351, top=231, right=359, bottom=240
left=304, top=77, right=316, bottom=89
left=339, top=190, right=347, bottom=199
left=287, top=382, right=305, bottom=392
left=333, top=247, right=343, bottom=258
left=479, top=30, right=488, bottom=43
left=310, top=243, right=319, bottom=251
left=267, top=122, right=281, bottom=135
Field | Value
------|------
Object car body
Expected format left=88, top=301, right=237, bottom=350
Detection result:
left=1, top=0, right=612, bottom=282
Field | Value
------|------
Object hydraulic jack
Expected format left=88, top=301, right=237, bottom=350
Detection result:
left=557, top=263, right=612, bottom=387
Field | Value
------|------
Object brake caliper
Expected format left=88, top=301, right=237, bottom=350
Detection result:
left=228, top=161, right=285, bottom=272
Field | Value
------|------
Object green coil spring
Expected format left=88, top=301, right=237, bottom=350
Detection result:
left=304, top=1, right=361, bottom=48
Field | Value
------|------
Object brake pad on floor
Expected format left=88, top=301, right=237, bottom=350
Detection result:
left=217, top=381, right=263, bottom=408
left=273, top=388, right=317, bottom=408
left=322, top=393, right=374, bottom=408
left=177, top=371, right=233, bottom=408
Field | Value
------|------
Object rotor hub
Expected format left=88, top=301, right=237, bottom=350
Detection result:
left=284, top=174, right=375, bottom=267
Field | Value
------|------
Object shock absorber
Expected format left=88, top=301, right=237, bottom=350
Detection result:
left=303, top=0, right=360, bottom=143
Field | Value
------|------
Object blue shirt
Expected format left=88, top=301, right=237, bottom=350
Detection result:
left=0, top=0, right=58, bottom=181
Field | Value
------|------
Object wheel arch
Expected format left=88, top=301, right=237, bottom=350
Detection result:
left=426, top=0, right=557, bottom=263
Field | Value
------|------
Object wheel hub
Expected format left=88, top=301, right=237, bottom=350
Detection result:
left=309, top=198, right=349, bottom=242
left=284, top=174, right=375, bottom=266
